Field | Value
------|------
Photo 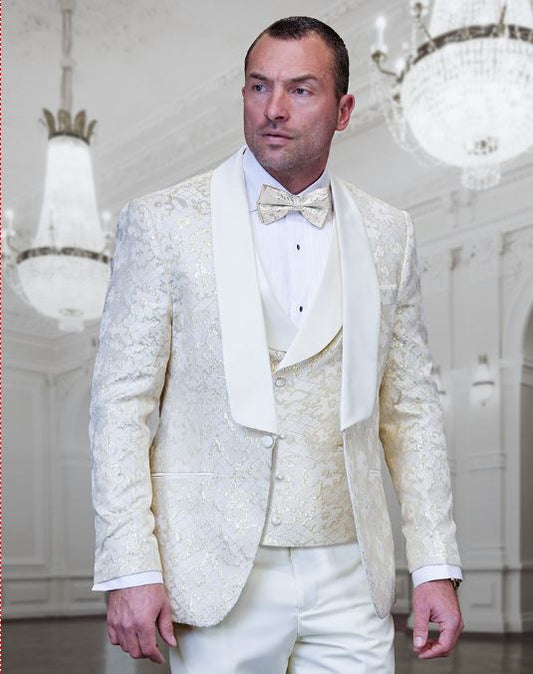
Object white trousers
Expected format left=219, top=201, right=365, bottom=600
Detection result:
left=169, top=541, right=395, bottom=674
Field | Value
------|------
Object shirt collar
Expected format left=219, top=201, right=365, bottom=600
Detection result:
left=242, top=146, right=331, bottom=214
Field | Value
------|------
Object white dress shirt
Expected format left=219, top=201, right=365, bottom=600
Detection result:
left=93, top=147, right=461, bottom=592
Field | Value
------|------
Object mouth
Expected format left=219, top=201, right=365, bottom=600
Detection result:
left=262, top=132, right=293, bottom=141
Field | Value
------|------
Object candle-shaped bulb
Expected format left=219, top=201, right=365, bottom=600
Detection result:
left=375, top=15, right=387, bottom=51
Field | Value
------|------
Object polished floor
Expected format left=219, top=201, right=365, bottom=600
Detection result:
left=4, top=616, right=533, bottom=673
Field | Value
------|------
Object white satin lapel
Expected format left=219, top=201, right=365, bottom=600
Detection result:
left=276, top=222, right=342, bottom=371
left=331, top=177, right=381, bottom=430
left=255, top=254, right=298, bottom=351
left=210, top=148, right=278, bottom=433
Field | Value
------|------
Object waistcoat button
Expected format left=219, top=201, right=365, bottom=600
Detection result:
left=271, top=516, right=281, bottom=526
left=261, top=435, right=274, bottom=448
left=275, top=376, right=286, bottom=388
left=275, top=473, right=284, bottom=481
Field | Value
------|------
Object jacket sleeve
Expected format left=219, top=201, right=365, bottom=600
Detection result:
left=379, top=210, right=461, bottom=573
left=89, top=198, right=172, bottom=584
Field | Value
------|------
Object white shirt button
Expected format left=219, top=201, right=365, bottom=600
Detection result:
left=279, top=432, right=286, bottom=440
left=275, top=376, right=286, bottom=388
left=271, top=516, right=281, bottom=526
left=261, top=435, right=274, bottom=448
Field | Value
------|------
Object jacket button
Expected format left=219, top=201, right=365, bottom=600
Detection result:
left=275, top=377, right=286, bottom=388
left=261, top=435, right=274, bottom=448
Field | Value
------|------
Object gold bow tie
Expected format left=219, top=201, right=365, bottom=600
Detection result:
left=256, top=184, right=331, bottom=228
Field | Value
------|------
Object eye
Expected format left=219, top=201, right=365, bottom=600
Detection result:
left=252, top=83, right=266, bottom=93
left=294, top=87, right=310, bottom=96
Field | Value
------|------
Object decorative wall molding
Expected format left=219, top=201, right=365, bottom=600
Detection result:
left=467, top=453, right=506, bottom=471
left=419, top=250, right=450, bottom=294
left=456, top=236, right=501, bottom=278
left=3, top=371, right=49, bottom=571
left=5, top=577, right=105, bottom=619
left=502, top=227, right=533, bottom=290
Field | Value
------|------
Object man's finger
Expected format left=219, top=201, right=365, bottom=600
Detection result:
left=138, top=626, right=165, bottom=664
left=158, top=601, right=178, bottom=648
left=107, top=624, right=119, bottom=645
left=418, top=636, right=453, bottom=659
left=120, top=623, right=144, bottom=660
left=418, top=615, right=463, bottom=660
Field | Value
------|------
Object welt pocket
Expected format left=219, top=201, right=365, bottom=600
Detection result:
left=151, top=472, right=215, bottom=478
left=368, top=469, right=382, bottom=477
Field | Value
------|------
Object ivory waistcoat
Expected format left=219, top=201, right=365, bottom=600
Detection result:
left=259, top=332, right=357, bottom=546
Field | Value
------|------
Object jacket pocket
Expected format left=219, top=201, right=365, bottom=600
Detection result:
left=150, top=472, right=215, bottom=478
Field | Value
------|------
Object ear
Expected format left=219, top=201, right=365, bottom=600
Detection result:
left=241, top=85, right=246, bottom=99
left=336, top=94, right=355, bottom=132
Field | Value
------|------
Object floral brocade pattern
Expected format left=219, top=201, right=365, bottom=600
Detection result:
left=260, top=330, right=358, bottom=546
left=90, top=172, right=460, bottom=626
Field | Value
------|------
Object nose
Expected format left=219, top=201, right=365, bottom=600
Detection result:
left=265, top=88, right=289, bottom=123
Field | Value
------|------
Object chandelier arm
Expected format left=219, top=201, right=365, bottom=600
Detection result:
left=414, top=13, right=436, bottom=51
left=370, top=52, right=398, bottom=79
left=498, top=3, right=508, bottom=33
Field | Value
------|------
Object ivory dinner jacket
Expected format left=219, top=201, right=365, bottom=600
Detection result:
left=89, top=147, right=461, bottom=626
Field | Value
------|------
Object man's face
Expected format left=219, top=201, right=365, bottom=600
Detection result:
left=242, top=33, right=354, bottom=192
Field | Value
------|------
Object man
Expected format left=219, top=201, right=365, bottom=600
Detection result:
left=90, top=16, right=463, bottom=673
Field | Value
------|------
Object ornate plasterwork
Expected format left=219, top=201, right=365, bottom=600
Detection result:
left=501, top=227, right=533, bottom=293
left=458, top=237, right=502, bottom=279
left=419, top=250, right=450, bottom=295
left=8, top=0, right=180, bottom=47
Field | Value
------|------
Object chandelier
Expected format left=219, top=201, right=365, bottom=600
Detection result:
left=3, top=0, right=114, bottom=332
left=370, top=1, right=533, bottom=190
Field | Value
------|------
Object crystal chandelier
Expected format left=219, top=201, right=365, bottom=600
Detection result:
left=3, top=0, right=114, bottom=332
left=370, top=1, right=533, bottom=190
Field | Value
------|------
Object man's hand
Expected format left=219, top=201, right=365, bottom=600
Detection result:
left=412, top=579, right=464, bottom=659
left=107, top=583, right=177, bottom=664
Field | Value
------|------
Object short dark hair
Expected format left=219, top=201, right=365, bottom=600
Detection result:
left=244, top=16, right=349, bottom=100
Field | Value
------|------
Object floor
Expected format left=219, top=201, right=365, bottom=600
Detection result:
left=4, top=616, right=533, bottom=674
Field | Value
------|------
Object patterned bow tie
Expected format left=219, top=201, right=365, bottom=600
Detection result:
left=256, top=184, right=331, bottom=228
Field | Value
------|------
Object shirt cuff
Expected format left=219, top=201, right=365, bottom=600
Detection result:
left=411, top=565, right=463, bottom=588
left=92, top=571, right=164, bottom=591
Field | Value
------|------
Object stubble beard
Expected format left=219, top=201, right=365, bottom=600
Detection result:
left=246, top=126, right=336, bottom=189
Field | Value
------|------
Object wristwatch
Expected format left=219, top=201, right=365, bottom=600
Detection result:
left=449, top=578, right=462, bottom=591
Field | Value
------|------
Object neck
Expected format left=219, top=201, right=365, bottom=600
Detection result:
left=268, top=165, right=327, bottom=194
left=253, top=153, right=329, bottom=194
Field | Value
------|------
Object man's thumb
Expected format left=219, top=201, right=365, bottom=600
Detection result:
left=413, top=610, right=429, bottom=649
left=158, top=601, right=177, bottom=648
